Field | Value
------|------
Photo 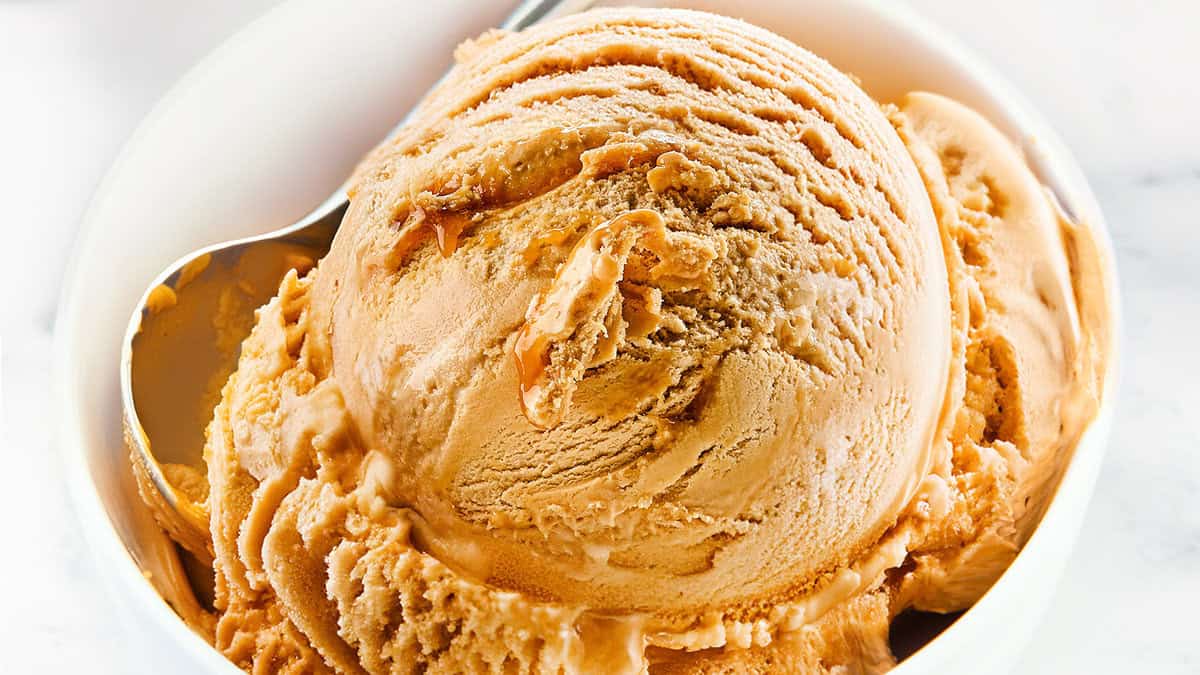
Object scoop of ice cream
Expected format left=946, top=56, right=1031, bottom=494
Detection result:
left=308, top=7, right=952, bottom=622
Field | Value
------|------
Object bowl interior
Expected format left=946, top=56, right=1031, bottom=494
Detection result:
left=56, top=0, right=1114, bottom=672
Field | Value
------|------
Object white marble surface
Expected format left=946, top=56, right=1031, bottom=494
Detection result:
left=1, top=1, right=1197, bottom=671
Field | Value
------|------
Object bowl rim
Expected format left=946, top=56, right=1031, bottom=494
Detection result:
left=53, top=0, right=1120, bottom=672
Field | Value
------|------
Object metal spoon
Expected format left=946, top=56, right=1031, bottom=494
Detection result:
left=121, top=0, right=592, bottom=552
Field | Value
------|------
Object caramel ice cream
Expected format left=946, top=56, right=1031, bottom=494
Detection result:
left=140, top=8, right=1109, bottom=674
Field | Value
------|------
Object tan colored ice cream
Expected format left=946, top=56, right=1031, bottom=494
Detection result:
left=143, top=8, right=1109, bottom=674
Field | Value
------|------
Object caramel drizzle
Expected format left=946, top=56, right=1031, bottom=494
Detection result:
left=513, top=210, right=668, bottom=429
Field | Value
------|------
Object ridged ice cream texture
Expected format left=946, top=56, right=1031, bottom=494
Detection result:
left=169, top=8, right=1107, bottom=674
left=310, top=6, right=954, bottom=617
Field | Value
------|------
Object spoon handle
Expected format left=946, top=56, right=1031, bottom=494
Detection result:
left=504, top=0, right=593, bottom=31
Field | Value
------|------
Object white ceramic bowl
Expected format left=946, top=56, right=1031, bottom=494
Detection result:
left=55, top=0, right=1119, bottom=672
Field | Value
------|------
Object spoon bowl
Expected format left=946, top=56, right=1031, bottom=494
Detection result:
left=121, top=196, right=345, bottom=553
